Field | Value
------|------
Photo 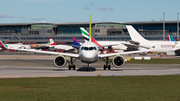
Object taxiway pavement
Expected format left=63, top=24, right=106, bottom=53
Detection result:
left=0, top=52, right=180, bottom=78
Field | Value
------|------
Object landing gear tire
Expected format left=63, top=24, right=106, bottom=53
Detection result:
left=73, top=65, right=76, bottom=70
left=69, top=65, right=76, bottom=70
left=108, top=65, right=111, bottom=70
left=104, top=65, right=111, bottom=70
left=68, top=65, right=71, bottom=70
left=104, top=65, right=106, bottom=70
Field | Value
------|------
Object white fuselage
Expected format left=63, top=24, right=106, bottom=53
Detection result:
left=6, top=43, right=31, bottom=49
left=139, top=41, right=180, bottom=52
left=79, top=42, right=99, bottom=63
left=50, top=44, right=74, bottom=51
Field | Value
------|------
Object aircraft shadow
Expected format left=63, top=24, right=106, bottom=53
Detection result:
left=77, top=66, right=96, bottom=72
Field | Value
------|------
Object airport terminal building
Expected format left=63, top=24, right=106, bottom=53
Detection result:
left=0, top=21, right=179, bottom=43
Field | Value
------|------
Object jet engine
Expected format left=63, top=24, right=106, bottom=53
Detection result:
left=53, top=55, right=67, bottom=68
left=112, top=55, right=125, bottom=68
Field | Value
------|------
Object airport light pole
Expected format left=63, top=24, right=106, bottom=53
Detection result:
left=177, top=13, right=179, bottom=40
left=163, top=12, right=165, bottom=40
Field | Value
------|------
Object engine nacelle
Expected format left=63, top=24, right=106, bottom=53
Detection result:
left=53, top=55, right=67, bottom=68
left=112, top=55, right=125, bottom=68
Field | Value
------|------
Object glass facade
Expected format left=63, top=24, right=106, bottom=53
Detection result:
left=57, top=24, right=89, bottom=35
left=0, top=22, right=179, bottom=42
left=0, top=26, right=22, bottom=33
left=130, top=22, right=180, bottom=36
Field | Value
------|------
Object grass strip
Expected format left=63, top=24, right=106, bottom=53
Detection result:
left=126, top=58, right=180, bottom=64
left=0, top=76, right=180, bottom=101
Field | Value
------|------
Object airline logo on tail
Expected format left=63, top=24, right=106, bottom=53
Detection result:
left=0, top=41, right=8, bottom=49
left=80, top=27, right=101, bottom=46
left=49, top=37, right=56, bottom=46
left=73, top=37, right=81, bottom=47
left=168, top=35, right=175, bottom=41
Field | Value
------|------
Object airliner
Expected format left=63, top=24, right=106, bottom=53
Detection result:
left=2, top=42, right=31, bottom=49
left=49, top=37, right=75, bottom=51
left=126, top=25, right=180, bottom=56
left=0, top=15, right=150, bottom=70
left=81, top=27, right=139, bottom=51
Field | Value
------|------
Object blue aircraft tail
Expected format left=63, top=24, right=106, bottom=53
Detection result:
left=73, top=37, right=81, bottom=48
left=168, top=35, right=175, bottom=41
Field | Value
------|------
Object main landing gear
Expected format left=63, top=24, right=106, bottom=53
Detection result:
left=67, top=57, right=77, bottom=70
left=102, top=57, right=111, bottom=70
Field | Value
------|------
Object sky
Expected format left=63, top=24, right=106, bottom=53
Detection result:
left=0, top=0, right=180, bottom=23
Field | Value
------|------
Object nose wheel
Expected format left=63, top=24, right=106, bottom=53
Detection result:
left=86, top=63, right=91, bottom=71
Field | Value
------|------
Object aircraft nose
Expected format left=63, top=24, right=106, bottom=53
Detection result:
left=82, top=51, right=96, bottom=58
left=81, top=50, right=97, bottom=63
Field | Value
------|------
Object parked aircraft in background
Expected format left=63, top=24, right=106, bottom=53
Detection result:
left=80, top=27, right=139, bottom=51
left=126, top=25, right=180, bottom=56
left=49, top=37, right=75, bottom=51
left=0, top=15, right=150, bottom=71
left=2, top=42, right=31, bottom=49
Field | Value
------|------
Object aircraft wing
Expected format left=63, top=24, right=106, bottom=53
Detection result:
left=98, top=50, right=149, bottom=58
left=121, top=42, right=139, bottom=49
left=121, top=41, right=150, bottom=49
left=10, top=48, right=79, bottom=58
left=98, top=43, right=119, bottom=48
left=52, top=45, right=74, bottom=51
left=98, top=48, right=164, bottom=58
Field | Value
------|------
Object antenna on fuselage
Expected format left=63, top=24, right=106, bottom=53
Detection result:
left=89, top=14, right=92, bottom=42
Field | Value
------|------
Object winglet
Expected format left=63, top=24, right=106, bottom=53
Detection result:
left=49, top=37, right=56, bottom=45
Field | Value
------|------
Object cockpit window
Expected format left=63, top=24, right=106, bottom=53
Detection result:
left=81, top=47, right=97, bottom=51
left=81, top=47, right=84, bottom=50
left=84, top=47, right=88, bottom=50
left=89, top=47, right=93, bottom=50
